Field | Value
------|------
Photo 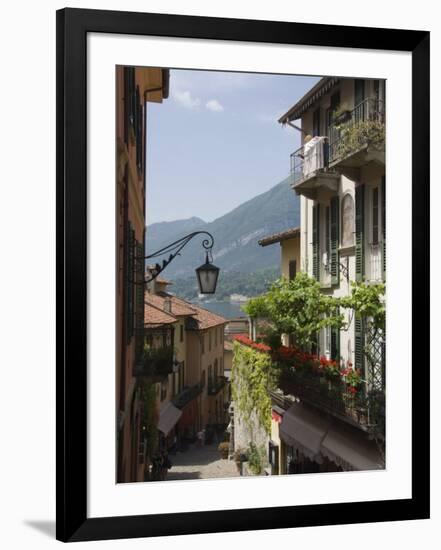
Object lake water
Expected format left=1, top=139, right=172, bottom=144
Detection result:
left=194, top=301, right=247, bottom=319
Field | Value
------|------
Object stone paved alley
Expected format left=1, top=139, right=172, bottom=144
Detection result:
left=166, top=442, right=239, bottom=481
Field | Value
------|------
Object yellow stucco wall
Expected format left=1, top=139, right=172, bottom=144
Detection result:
left=280, top=237, right=300, bottom=280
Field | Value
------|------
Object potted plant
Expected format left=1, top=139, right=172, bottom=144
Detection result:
left=333, top=103, right=352, bottom=125
left=218, top=441, right=230, bottom=459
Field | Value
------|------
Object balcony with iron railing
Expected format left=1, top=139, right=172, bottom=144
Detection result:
left=277, top=370, right=385, bottom=434
left=234, top=337, right=384, bottom=434
left=208, top=375, right=227, bottom=396
left=133, top=345, right=174, bottom=381
left=289, top=138, right=339, bottom=200
left=289, top=97, right=385, bottom=198
left=328, top=97, right=385, bottom=172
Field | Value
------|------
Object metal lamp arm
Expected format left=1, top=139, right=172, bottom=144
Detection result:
left=134, top=230, right=215, bottom=284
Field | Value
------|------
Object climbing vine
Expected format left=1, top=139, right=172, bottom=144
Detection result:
left=139, top=381, right=159, bottom=457
left=231, top=341, right=276, bottom=434
left=243, top=273, right=345, bottom=348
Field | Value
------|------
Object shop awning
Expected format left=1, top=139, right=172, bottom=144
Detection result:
left=157, top=402, right=182, bottom=436
left=279, top=402, right=331, bottom=461
left=321, top=424, right=384, bottom=471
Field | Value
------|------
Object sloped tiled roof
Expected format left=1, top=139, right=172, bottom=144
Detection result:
left=145, top=292, right=196, bottom=317
left=144, top=303, right=177, bottom=327
left=156, top=292, right=198, bottom=315
left=185, top=302, right=228, bottom=331
left=258, top=226, right=300, bottom=247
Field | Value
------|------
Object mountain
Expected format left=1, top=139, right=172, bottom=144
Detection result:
left=145, top=176, right=300, bottom=279
left=146, top=216, right=205, bottom=256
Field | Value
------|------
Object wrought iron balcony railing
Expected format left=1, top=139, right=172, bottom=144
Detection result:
left=133, top=346, right=174, bottom=380
left=208, top=375, right=227, bottom=396
left=328, top=97, right=385, bottom=164
left=289, top=97, right=385, bottom=186
left=290, top=139, right=330, bottom=186
left=278, top=371, right=385, bottom=434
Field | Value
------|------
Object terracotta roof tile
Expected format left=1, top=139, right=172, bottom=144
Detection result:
left=185, top=302, right=228, bottom=331
left=145, top=292, right=196, bottom=317
left=258, top=226, right=300, bottom=247
left=144, top=303, right=177, bottom=326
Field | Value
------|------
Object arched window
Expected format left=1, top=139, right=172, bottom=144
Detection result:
left=341, top=193, right=355, bottom=247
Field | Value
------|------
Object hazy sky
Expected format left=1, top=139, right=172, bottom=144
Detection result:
left=146, top=69, right=320, bottom=225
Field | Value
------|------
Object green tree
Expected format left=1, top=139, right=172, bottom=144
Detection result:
left=243, top=273, right=344, bottom=348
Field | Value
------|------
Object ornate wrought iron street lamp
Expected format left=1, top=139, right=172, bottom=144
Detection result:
left=195, top=252, right=220, bottom=295
left=138, top=230, right=220, bottom=294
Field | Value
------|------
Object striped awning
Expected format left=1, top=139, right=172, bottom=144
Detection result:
left=278, top=77, right=340, bottom=123
left=279, top=402, right=384, bottom=470
left=321, top=424, right=384, bottom=471
left=279, top=402, right=331, bottom=462
left=157, top=402, right=182, bottom=436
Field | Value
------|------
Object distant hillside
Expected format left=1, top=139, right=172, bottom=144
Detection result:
left=171, top=266, right=280, bottom=302
left=145, top=176, right=300, bottom=278
left=146, top=216, right=205, bottom=256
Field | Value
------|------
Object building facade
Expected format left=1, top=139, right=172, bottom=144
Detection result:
left=279, top=76, right=386, bottom=390
left=116, top=66, right=169, bottom=483
left=273, top=76, right=386, bottom=474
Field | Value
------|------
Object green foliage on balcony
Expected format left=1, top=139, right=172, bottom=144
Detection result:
left=135, top=346, right=174, bottom=379
left=332, top=119, right=385, bottom=162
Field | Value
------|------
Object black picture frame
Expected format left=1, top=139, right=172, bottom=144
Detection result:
left=56, top=8, right=430, bottom=543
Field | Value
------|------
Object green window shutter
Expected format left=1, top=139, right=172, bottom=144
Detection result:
left=330, top=196, right=340, bottom=286
left=312, top=203, right=320, bottom=281
left=354, top=314, right=365, bottom=374
left=355, top=185, right=365, bottom=282
left=382, top=176, right=386, bottom=280
left=125, top=223, right=135, bottom=345
left=134, top=241, right=145, bottom=361
left=331, top=327, right=340, bottom=363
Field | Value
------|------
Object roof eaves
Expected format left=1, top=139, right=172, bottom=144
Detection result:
left=278, top=77, right=340, bottom=124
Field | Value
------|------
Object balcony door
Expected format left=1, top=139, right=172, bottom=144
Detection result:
left=354, top=80, right=365, bottom=123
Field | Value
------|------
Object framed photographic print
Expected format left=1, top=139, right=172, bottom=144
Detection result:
left=56, top=8, right=430, bottom=543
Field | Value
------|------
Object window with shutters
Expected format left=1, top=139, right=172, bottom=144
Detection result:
left=134, top=241, right=145, bottom=361
left=125, top=222, right=135, bottom=344
left=135, top=86, right=143, bottom=174
left=372, top=187, right=379, bottom=245
left=312, top=203, right=320, bottom=281
left=355, top=185, right=365, bottom=282
left=288, top=260, right=297, bottom=280
left=382, top=176, right=386, bottom=280
left=124, top=67, right=135, bottom=143
left=354, top=314, right=365, bottom=377
left=313, top=107, right=321, bottom=137
left=368, top=186, right=382, bottom=281
left=330, top=196, right=340, bottom=285
left=331, top=324, right=340, bottom=362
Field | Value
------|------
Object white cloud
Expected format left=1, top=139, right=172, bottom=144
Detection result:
left=172, top=89, right=201, bottom=109
left=205, top=99, right=224, bottom=112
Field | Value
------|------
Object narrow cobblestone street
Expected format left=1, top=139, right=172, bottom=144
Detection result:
left=166, top=442, right=239, bottom=481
